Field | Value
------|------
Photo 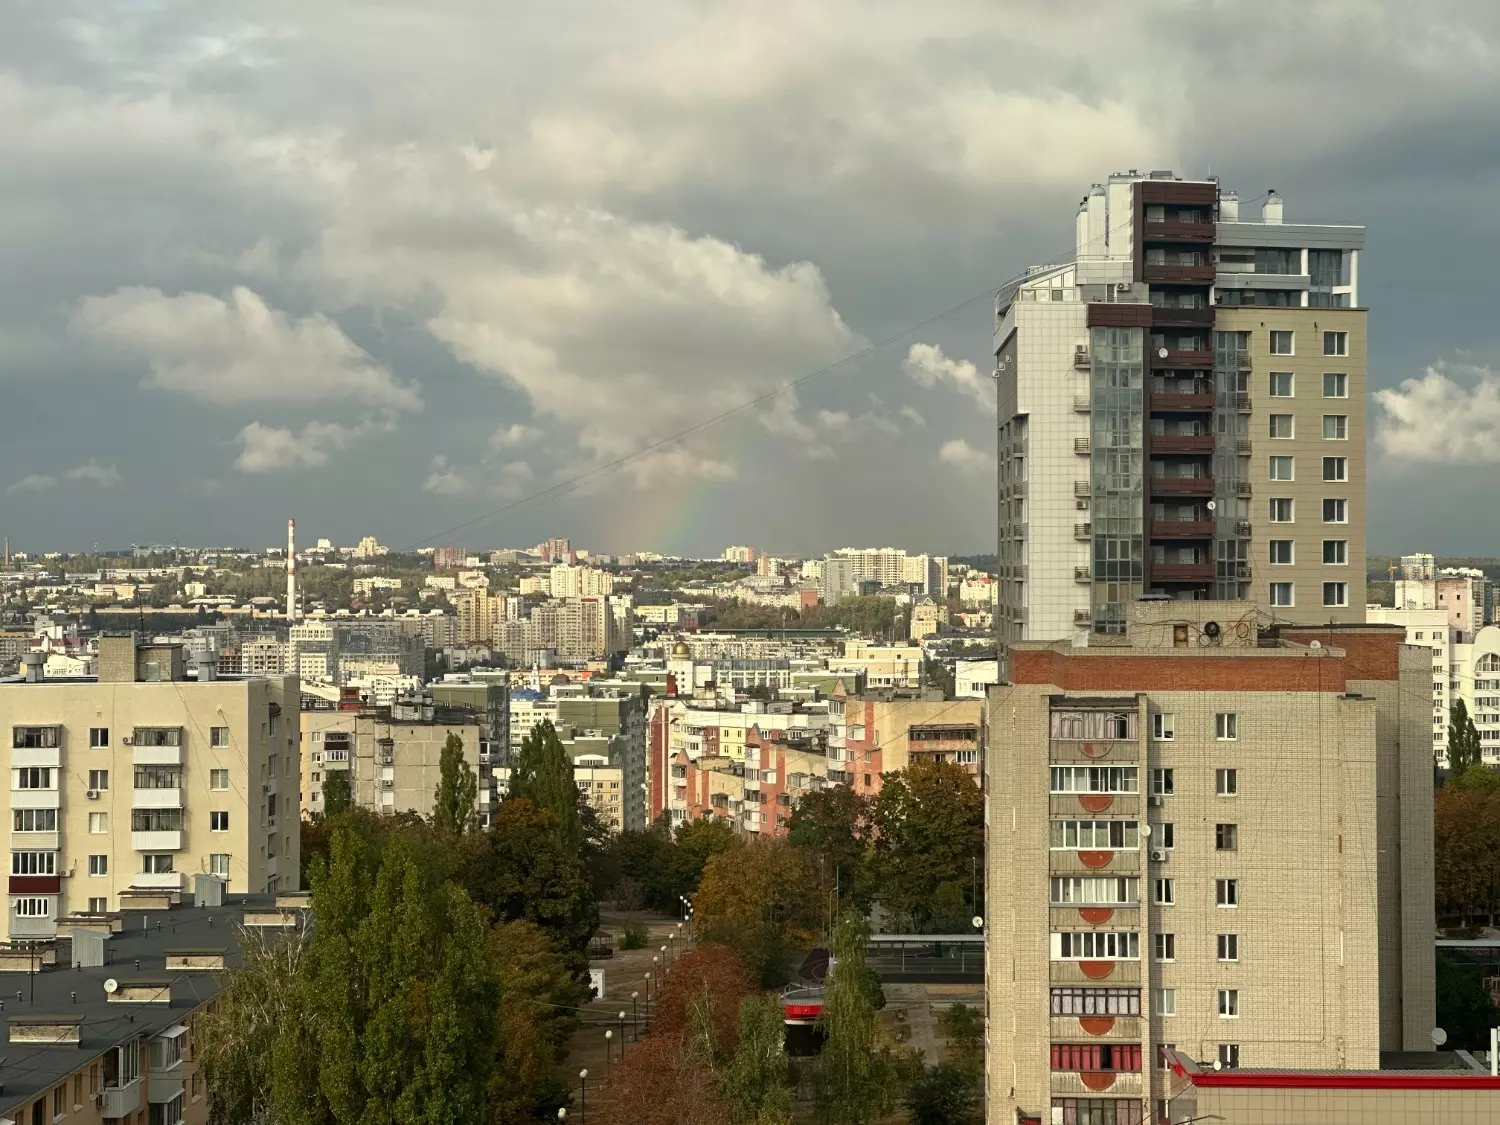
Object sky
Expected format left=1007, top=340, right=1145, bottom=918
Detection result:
left=4, top=1, right=1500, bottom=558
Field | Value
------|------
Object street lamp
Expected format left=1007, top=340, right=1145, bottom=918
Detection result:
left=557, top=1110, right=567, bottom=1121
left=604, top=1029, right=613, bottom=1076
left=631, top=991, right=639, bottom=1038
left=578, top=1069, right=588, bottom=1122
left=660, top=944, right=668, bottom=971
left=617, top=1011, right=627, bottom=1058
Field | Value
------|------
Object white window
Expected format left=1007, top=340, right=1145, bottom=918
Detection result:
left=1153, top=878, right=1175, bottom=906
left=88, top=897, right=108, bottom=913
left=1323, top=456, right=1348, bottom=482
left=1157, top=988, right=1176, bottom=1016
left=1216, top=713, right=1239, bottom=740
left=89, top=854, right=108, bottom=876
left=1324, top=582, right=1349, bottom=608
left=90, top=727, right=110, bottom=748
left=1218, top=1044, right=1240, bottom=1068
left=1217, top=878, right=1240, bottom=907
left=1269, top=540, right=1294, bottom=565
left=1051, top=931, right=1140, bottom=960
left=1218, top=989, right=1240, bottom=1018
left=1269, top=414, right=1295, bottom=439
left=1216, top=823, right=1239, bottom=851
left=1323, top=498, right=1348, bottom=524
left=143, top=854, right=174, bottom=874
left=1269, top=582, right=1294, bottom=607
left=13, top=897, right=50, bottom=917
left=210, top=811, right=229, bottom=832
left=1218, top=933, right=1240, bottom=961
left=1323, top=539, right=1348, bottom=565
left=1049, top=820, right=1141, bottom=849
left=210, top=769, right=230, bottom=791
left=1269, top=498, right=1294, bottom=523
left=11, top=851, right=55, bottom=875
left=1323, top=331, right=1347, bottom=356
left=1323, top=372, right=1348, bottom=398
left=1154, top=933, right=1176, bottom=962
left=89, top=813, right=108, bottom=834
left=1270, top=330, right=1294, bottom=355
left=1323, top=415, right=1348, bottom=440
left=13, top=768, right=53, bottom=790
left=1269, top=456, right=1294, bottom=481
left=12, top=809, right=56, bottom=832
left=209, top=854, right=230, bottom=878
left=1049, top=766, right=1139, bottom=794
left=1158, top=822, right=1175, bottom=849
left=1216, top=768, right=1238, bottom=797
left=87, top=769, right=108, bottom=791
left=1269, top=372, right=1294, bottom=397
left=211, top=727, right=231, bottom=748
left=1151, top=768, right=1175, bottom=796
left=1152, top=713, right=1175, bottom=741
left=1049, top=877, right=1137, bottom=905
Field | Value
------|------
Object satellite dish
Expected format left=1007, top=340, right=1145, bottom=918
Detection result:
left=1140, top=824, right=1153, bottom=838
left=1206, top=500, right=1217, bottom=512
left=1309, top=639, right=1323, bottom=650
left=1158, top=347, right=1169, bottom=358
left=1431, top=1027, right=1448, bottom=1046
left=103, top=979, right=118, bottom=995
left=1204, top=621, right=1222, bottom=639
left=1212, top=1059, right=1223, bottom=1072
left=971, top=915, right=984, bottom=930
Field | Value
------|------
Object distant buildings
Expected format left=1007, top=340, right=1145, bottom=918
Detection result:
left=722, top=545, right=757, bottom=563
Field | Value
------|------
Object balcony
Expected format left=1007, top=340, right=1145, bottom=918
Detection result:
left=11, top=831, right=58, bottom=851
left=1150, top=476, right=1214, bottom=496
left=1153, top=562, right=1214, bottom=583
left=132, top=743, right=183, bottom=766
left=9, top=875, right=60, bottom=895
left=11, top=746, right=60, bottom=769
left=1142, top=262, right=1214, bottom=284
left=1074, top=567, right=1092, bottom=583
left=1236, top=394, right=1253, bottom=412
left=1150, top=433, right=1214, bottom=454
left=132, top=788, right=183, bottom=810
left=1149, top=305, right=1214, bottom=327
left=131, top=831, right=183, bottom=851
left=1050, top=1071, right=1144, bottom=1098
left=1144, top=218, right=1215, bottom=242
left=9, top=789, right=60, bottom=810
left=101, top=1078, right=143, bottom=1120
left=1150, top=520, right=1214, bottom=539
left=1235, top=520, right=1252, bottom=537
left=1149, top=347, right=1214, bottom=369
left=1074, top=437, right=1092, bottom=454
left=1073, top=346, right=1091, bottom=369
left=1073, top=396, right=1091, bottom=412
left=1150, top=392, right=1213, bottom=412
left=1049, top=959, right=1141, bottom=986
left=1236, top=438, right=1253, bottom=454
left=1075, top=523, right=1092, bottom=540
left=131, top=871, right=184, bottom=891
left=1235, top=480, right=1253, bottom=496
left=1049, top=1015, right=1141, bottom=1042
left=1074, top=480, right=1091, bottom=497
left=10, top=915, right=57, bottom=939
left=148, top=1075, right=184, bottom=1105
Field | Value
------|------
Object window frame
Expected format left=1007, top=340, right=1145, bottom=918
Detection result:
left=1216, top=878, right=1240, bottom=907
left=1322, top=414, right=1349, bottom=440
left=1322, top=456, right=1348, bottom=482
left=1153, top=932, right=1176, bottom=963
left=88, top=854, right=108, bottom=877
left=1268, top=413, right=1295, bottom=439
left=1268, top=371, right=1294, bottom=397
left=1216, top=823, right=1240, bottom=851
left=1268, top=455, right=1295, bottom=481
left=1215, top=713, right=1239, bottom=741
left=1269, top=330, right=1295, bottom=355
left=1268, top=540, right=1294, bottom=565
left=1323, top=330, right=1348, bottom=357
left=1218, top=933, right=1240, bottom=962
left=1323, top=372, right=1348, bottom=399
left=1218, top=989, right=1240, bottom=1018
left=1323, top=581, right=1349, bottom=608
left=1323, top=539, right=1348, bottom=566
left=1269, top=497, right=1294, bottom=523
left=1215, top=768, right=1238, bottom=797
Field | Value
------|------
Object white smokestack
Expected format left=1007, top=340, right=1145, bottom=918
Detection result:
left=286, top=519, right=297, bottom=623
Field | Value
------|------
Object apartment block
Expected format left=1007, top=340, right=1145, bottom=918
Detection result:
left=996, top=172, right=1366, bottom=667
left=0, top=636, right=299, bottom=939
left=984, top=601, right=1434, bottom=1125
left=828, top=685, right=981, bottom=796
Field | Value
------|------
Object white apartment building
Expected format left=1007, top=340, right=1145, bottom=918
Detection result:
left=0, top=637, right=299, bottom=939
left=548, top=564, right=615, bottom=598
left=996, top=172, right=1367, bottom=664
left=830, top=548, right=949, bottom=598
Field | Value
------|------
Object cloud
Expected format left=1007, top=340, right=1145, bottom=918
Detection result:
left=423, top=455, right=535, bottom=498
left=489, top=423, right=542, bottom=450
left=70, top=286, right=421, bottom=412
left=817, top=410, right=851, bottom=431
left=1375, top=363, right=1500, bottom=462
left=900, top=405, right=926, bottom=428
left=904, top=344, right=995, bottom=411
left=234, top=415, right=398, bottom=473
left=6, top=459, right=122, bottom=494
left=938, top=438, right=995, bottom=473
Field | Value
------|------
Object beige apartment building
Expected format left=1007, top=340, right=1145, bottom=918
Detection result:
left=0, top=636, right=299, bottom=940
left=985, top=601, right=1433, bottom=1125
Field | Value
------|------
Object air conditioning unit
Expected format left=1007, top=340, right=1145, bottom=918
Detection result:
left=1115, top=282, right=1130, bottom=292
left=94, top=1094, right=103, bottom=1109
left=85, top=789, right=99, bottom=801
left=1075, top=499, right=1089, bottom=510
left=1149, top=794, right=1164, bottom=807
left=120, top=736, right=133, bottom=746
left=1150, top=848, right=1169, bottom=862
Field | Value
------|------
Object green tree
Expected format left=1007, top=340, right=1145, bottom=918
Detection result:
left=788, top=785, right=871, bottom=905
left=676, top=817, right=741, bottom=877
left=901, top=1064, right=981, bottom=1125
left=721, top=995, right=794, bottom=1125
left=322, top=769, right=352, bottom=816
left=695, top=838, right=821, bottom=987
left=1436, top=952, right=1500, bottom=1049
left=508, top=719, right=581, bottom=849
left=869, top=760, right=983, bottom=932
left=815, top=911, right=898, bottom=1125
left=433, top=732, right=479, bottom=836
left=487, top=920, right=587, bottom=1124
left=1449, top=701, right=1484, bottom=778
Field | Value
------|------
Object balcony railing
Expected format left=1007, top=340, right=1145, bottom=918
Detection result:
left=1149, top=347, right=1215, bottom=369
left=1074, top=523, right=1092, bottom=540
left=1144, top=218, right=1215, bottom=242
left=1153, top=562, right=1214, bottom=582
left=1235, top=520, right=1252, bottom=537
left=1236, top=394, right=1253, bottom=411
left=1073, top=609, right=1092, bottom=624
left=1073, top=396, right=1091, bottom=412
left=1074, top=567, right=1092, bottom=582
left=1074, top=480, right=1091, bottom=497
left=101, top=1078, right=142, bottom=1120
left=1074, top=437, right=1092, bottom=454
left=1236, top=438, right=1253, bottom=454
left=1150, top=392, right=1213, bottom=412
left=1073, top=347, right=1091, bottom=369
left=1150, top=520, right=1214, bottom=539
left=1150, top=476, right=1214, bottom=496
left=1150, top=433, right=1215, bottom=454
left=1142, top=262, right=1215, bottom=284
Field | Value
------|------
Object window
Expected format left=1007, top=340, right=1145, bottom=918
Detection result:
left=1050, top=1044, right=1142, bottom=1072
left=1049, top=820, right=1140, bottom=849
left=149, top=1032, right=184, bottom=1071
left=132, top=809, right=183, bottom=832
left=1269, top=455, right=1294, bottom=480
left=211, top=726, right=231, bottom=748
left=1324, top=582, right=1349, bottom=607
left=1157, top=988, right=1176, bottom=1016
left=12, top=809, right=56, bottom=832
left=1218, top=1043, right=1240, bottom=1069
left=11, top=851, right=55, bottom=875
left=134, top=766, right=182, bottom=790
left=89, top=854, right=108, bottom=876
left=1159, top=823, right=1175, bottom=849
left=1049, top=766, right=1139, bottom=794
left=1218, top=933, right=1240, bottom=961
left=87, top=769, right=108, bottom=791
left=1216, top=878, right=1240, bottom=907
left=149, top=1092, right=185, bottom=1125
left=1152, top=713, right=1174, bottom=741
left=1270, top=581, right=1294, bottom=606
left=54, top=1086, right=64, bottom=1119
left=11, top=727, right=59, bottom=749
left=1050, top=987, right=1140, bottom=1016
left=1323, top=456, right=1348, bottom=482
left=1153, top=878, right=1175, bottom=906
left=1269, top=372, right=1294, bottom=397
left=210, top=811, right=229, bottom=832
left=142, top=854, right=175, bottom=874
left=1218, top=989, right=1240, bottom=1018
left=133, top=727, right=182, bottom=747
left=1050, top=877, right=1137, bottom=905
left=88, top=812, right=108, bottom=834
left=1323, top=497, right=1348, bottom=523
left=1323, top=372, right=1348, bottom=398
left=209, top=854, right=230, bottom=878
left=1323, top=331, right=1347, bottom=356
left=74, top=1073, right=82, bottom=1109
left=14, top=768, right=53, bottom=790
left=1269, top=540, right=1294, bottom=565
left=1052, top=931, right=1140, bottom=960
left=1216, top=768, right=1238, bottom=797
left=1323, top=539, right=1348, bottom=565
left=1216, top=823, right=1239, bottom=851
left=1269, top=414, right=1294, bottom=438
left=1154, top=933, right=1176, bottom=962
left=88, top=894, right=107, bottom=913
left=1269, top=497, right=1294, bottom=523
left=1269, top=330, right=1294, bottom=355
left=1215, top=713, right=1238, bottom=740
left=13, top=897, right=50, bottom=917
left=1323, top=414, right=1348, bottom=440
left=90, top=727, right=109, bottom=748
left=1151, top=768, right=1174, bottom=796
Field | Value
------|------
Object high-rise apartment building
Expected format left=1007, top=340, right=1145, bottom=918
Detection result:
left=996, top=172, right=1366, bottom=661
left=0, top=636, right=300, bottom=939
left=984, top=601, right=1434, bottom=1125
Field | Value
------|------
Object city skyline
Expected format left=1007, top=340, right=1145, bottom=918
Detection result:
left=4, top=3, right=1500, bottom=554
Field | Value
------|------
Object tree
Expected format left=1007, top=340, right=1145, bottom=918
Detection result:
left=1436, top=952, right=1500, bottom=1049
left=675, top=817, right=741, bottom=878
left=322, top=769, right=352, bottom=817
left=433, top=731, right=479, bottom=836
left=650, top=943, right=756, bottom=1048
left=486, top=921, right=587, bottom=1124
left=508, top=720, right=582, bottom=849
left=721, top=995, right=794, bottom=1125
left=788, top=785, right=872, bottom=905
left=1448, top=700, right=1483, bottom=778
left=815, top=911, right=898, bottom=1125
left=902, top=1065, right=981, bottom=1125
left=868, top=760, right=983, bottom=933
left=695, top=838, right=822, bottom=987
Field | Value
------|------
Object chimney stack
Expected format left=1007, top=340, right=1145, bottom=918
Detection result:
left=20, top=651, right=44, bottom=684
left=286, top=519, right=297, bottom=624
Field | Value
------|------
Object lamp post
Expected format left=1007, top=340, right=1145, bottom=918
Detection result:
left=631, top=991, right=639, bottom=1039
left=660, top=945, right=668, bottom=971
left=644, top=971, right=653, bottom=1029
left=617, top=1011, right=627, bottom=1059
left=557, top=1110, right=567, bottom=1121
left=604, top=1029, right=613, bottom=1077
left=578, top=1069, right=588, bottom=1122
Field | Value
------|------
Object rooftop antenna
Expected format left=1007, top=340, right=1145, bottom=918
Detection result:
left=286, top=519, right=298, bottom=624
